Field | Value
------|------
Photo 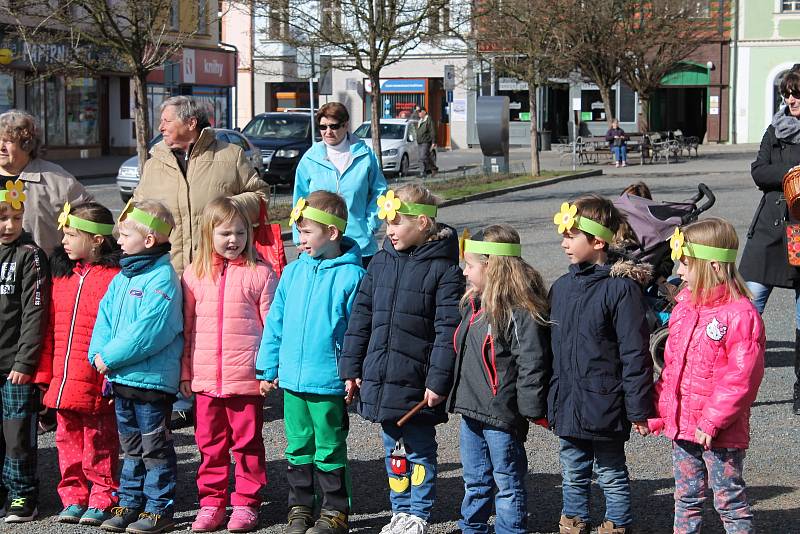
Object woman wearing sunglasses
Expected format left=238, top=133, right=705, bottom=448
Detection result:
left=740, top=67, right=800, bottom=416
left=293, top=102, right=387, bottom=267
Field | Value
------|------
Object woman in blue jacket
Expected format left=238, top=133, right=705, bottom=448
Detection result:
left=293, top=102, right=387, bottom=266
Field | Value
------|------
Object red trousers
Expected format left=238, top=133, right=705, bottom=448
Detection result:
left=55, top=409, right=120, bottom=509
left=195, top=394, right=266, bottom=507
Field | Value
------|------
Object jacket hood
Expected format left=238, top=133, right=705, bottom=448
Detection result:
left=50, top=245, right=122, bottom=278
left=383, top=223, right=459, bottom=262
left=608, top=256, right=653, bottom=287
left=306, top=135, right=370, bottom=165
left=298, top=236, right=363, bottom=269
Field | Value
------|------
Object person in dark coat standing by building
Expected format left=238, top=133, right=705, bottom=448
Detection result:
left=415, top=108, right=438, bottom=177
left=739, top=69, right=800, bottom=416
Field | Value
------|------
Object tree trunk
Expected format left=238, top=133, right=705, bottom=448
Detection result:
left=528, top=81, right=540, bottom=176
left=369, top=73, right=383, bottom=168
left=637, top=94, right=651, bottom=133
left=599, top=84, right=615, bottom=128
left=131, top=73, right=151, bottom=180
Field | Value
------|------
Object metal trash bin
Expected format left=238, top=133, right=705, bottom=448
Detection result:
left=540, top=130, right=552, bottom=151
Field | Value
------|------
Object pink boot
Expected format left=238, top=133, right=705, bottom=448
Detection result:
left=227, top=506, right=259, bottom=533
left=191, top=506, right=226, bottom=532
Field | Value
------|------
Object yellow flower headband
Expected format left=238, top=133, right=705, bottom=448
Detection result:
left=289, top=197, right=347, bottom=232
left=553, top=202, right=615, bottom=243
left=57, top=202, right=115, bottom=236
left=669, top=228, right=737, bottom=263
left=0, top=180, right=26, bottom=210
left=377, top=190, right=438, bottom=221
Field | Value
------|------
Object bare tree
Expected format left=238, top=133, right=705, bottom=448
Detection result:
left=252, top=0, right=455, bottom=164
left=473, top=0, right=571, bottom=176
left=2, top=0, right=207, bottom=172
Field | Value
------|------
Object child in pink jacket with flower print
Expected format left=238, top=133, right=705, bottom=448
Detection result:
left=180, top=197, right=277, bottom=533
left=647, top=218, right=765, bottom=534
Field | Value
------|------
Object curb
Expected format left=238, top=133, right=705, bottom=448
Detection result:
left=278, top=169, right=602, bottom=241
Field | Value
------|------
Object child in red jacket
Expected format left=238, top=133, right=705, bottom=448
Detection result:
left=648, top=217, right=765, bottom=534
left=35, top=202, right=121, bottom=526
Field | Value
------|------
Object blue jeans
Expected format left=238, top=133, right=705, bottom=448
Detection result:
left=612, top=145, right=627, bottom=163
left=381, top=422, right=437, bottom=521
left=559, top=437, right=632, bottom=526
left=115, top=397, right=177, bottom=516
left=746, top=281, right=800, bottom=326
left=459, top=417, right=527, bottom=534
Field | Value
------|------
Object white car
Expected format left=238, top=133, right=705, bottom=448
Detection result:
left=353, top=119, right=437, bottom=176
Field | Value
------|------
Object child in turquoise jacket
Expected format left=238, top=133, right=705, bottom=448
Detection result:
left=88, top=200, right=183, bottom=534
left=257, top=191, right=365, bottom=534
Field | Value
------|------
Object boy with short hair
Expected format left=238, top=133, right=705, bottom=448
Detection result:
left=0, top=180, right=51, bottom=523
left=549, top=195, right=654, bottom=534
left=257, top=190, right=365, bottom=534
left=89, top=200, right=183, bottom=534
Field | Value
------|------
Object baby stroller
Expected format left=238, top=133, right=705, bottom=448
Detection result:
left=614, top=183, right=716, bottom=379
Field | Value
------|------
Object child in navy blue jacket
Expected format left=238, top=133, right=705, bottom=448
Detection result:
left=549, top=195, right=653, bottom=534
left=339, top=184, right=464, bottom=534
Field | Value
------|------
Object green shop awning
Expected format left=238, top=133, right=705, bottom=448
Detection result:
left=660, top=61, right=710, bottom=86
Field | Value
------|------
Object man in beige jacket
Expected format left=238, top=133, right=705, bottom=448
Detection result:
left=134, top=96, right=268, bottom=275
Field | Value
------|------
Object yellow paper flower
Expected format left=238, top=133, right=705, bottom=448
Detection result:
left=458, top=228, right=471, bottom=260
left=377, top=190, right=402, bottom=221
left=289, top=197, right=307, bottom=227
left=57, top=202, right=71, bottom=230
left=4, top=180, right=25, bottom=210
left=553, top=202, right=578, bottom=234
left=669, top=227, right=685, bottom=261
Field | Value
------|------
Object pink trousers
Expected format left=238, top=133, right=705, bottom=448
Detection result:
left=55, top=409, right=120, bottom=509
left=194, top=394, right=266, bottom=507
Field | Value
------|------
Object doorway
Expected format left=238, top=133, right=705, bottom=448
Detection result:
left=650, top=87, right=707, bottom=140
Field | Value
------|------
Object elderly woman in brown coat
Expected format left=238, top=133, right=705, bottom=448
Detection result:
left=0, top=110, right=92, bottom=255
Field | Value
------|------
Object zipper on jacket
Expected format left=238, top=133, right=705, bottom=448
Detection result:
left=297, top=263, right=320, bottom=387
left=481, top=324, right=498, bottom=396
left=216, top=260, right=229, bottom=395
left=55, top=270, right=89, bottom=408
left=111, top=277, right=132, bottom=337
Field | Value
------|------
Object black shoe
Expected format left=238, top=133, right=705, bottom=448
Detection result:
left=4, top=496, right=37, bottom=523
left=38, top=407, right=57, bottom=434
left=125, top=512, right=175, bottom=533
left=101, top=507, right=142, bottom=532
left=170, top=410, right=192, bottom=429
left=287, top=505, right=314, bottom=534
left=306, top=509, right=348, bottom=534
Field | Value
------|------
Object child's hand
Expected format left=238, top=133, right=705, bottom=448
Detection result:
left=423, top=388, right=446, bottom=408
left=344, top=378, right=361, bottom=405
left=695, top=428, right=713, bottom=449
left=93, top=355, right=108, bottom=374
left=632, top=421, right=650, bottom=436
left=179, top=381, right=192, bottom=398
left=8, top=371, right=32, bottom=385
left=259, top=380, right=278, bottom=396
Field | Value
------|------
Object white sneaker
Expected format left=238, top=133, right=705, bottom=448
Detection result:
left=379, top=512, right=411, bottom=534
left=404, top=515, right=429, bottom=534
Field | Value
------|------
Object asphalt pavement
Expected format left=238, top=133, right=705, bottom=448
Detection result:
left=18, top=149, right=800, bottom=533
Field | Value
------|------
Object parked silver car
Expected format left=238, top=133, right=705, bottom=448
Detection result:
left=354, top=119, right=437, bottom=177
left=116, top=129, right=265, bottom=202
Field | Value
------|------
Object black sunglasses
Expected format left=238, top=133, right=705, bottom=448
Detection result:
left=783, top=91, right=800, bottom=100
left=318, top=123, right=343, bottom=131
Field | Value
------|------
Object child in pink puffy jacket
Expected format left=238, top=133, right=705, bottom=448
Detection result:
left=180, top=197, right=277, bottom=533
left=647, top=217, right=765, bottom=534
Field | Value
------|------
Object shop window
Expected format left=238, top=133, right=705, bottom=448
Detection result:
left=66, top=78, right=98, bottom=145
left=783, top=0, right=800, bottom=12
left=47, top=78, right=66, bottom=145
left=0, top=74, right=13, bottom=114
left=193, top=86, right=230, bottom=128
left=365, top=93, right=425, bottom=120
left=581, top=89, right=615, bottom=122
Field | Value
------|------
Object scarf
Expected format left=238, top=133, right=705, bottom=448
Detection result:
left=772, top=105, right=800, bottom=144
left=119, top=243, right=172, bottom=278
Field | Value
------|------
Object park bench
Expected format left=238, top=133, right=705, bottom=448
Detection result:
left=646, top=132, right=682, bottom=164
left=673, top=129, right=700, bottom=158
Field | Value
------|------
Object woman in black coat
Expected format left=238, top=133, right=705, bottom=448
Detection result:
left=739, top=69, right=800, bottom=416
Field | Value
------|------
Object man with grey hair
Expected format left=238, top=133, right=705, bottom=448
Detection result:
left=135, top=96, right=268, bottom=274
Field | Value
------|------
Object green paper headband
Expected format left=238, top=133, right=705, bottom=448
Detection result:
left=118, top=200, right=173, bottom=236
left=289, top=198, right=347, bottom=232
left=377, top=190, right=438, bottom=221
left=682, top=243, right=738, bottom=263
left=463, top=239, right=522, bottom=257
left=576, top=217, right=615, bottom=243
left=398, top=201, right=438, bottom=218
left=58, top=203, right=114, bottom=236
left=553, top=202, right=615, bottom=243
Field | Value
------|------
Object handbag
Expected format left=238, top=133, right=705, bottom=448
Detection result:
left=786, top=223, right=800, bottom=267
left=253, top=197, right=287, bottom=277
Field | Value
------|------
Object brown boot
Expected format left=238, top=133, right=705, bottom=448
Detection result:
left=559, top=514, right=590, bottom=534
left=597, top=520, right=632, bottom=534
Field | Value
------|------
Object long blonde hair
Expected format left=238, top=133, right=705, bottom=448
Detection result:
left=461, top=224, right=549, bottom=332
left=193, top=197, right=256, bottom=279
left=682, top=217, right=751, bottom=304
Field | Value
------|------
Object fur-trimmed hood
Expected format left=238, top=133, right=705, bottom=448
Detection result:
left=608, top=247, right=654, bottom=288
left=50, top=245, right=122, bottom=278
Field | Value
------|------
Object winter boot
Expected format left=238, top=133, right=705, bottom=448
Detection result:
left=306, top=509, right=348, bottom=534
left=597, top=520, right=632, bottom=534
left=794, top=329, right=800, bottom=415
left=559, top=514, right=590, bottom=534
left=286, top=506, right=314, bottom=534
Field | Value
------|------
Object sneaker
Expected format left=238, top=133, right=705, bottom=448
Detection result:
left=226, top=506, right=258, bottom=533
left=379, top=512, right=411, bottom=534
left=101, top=507, right=143, bottom=532
left=597, top=520, right=632, bottom=534
left=80, top=507, right=113, bottom=526
left=56, top=504, right=87, bottom=524
left=286, top=505, right=314, bottom=534
left=621, top=161, right=627, bottom=167
left=125, top=512, right=176, bottom=533
left=307, top=509, right=348, bottom=534
left=4, top=496, right=37, bottom=523
left=559, top=514, right=590, bottom=534
left=615, top=161, right=620, bottom=167
left=404, top=515, right=428, bottom=534
left=170, top=409, right=192, bottom=429
left=191, top=506, right=226, bottom=532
